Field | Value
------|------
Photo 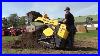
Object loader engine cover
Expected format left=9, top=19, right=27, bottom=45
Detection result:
left=49, top=20, right=58, bottom=26
left=43, top=28, right=54, bottom=37
left=57, top=24, right=69, bottom=39
left=35, top=17, right=49, bottom=24
left=35, top=17, right=58, bottom=26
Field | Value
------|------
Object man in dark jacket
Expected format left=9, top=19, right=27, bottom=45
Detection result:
left=63, top=7, right=76, bottom=48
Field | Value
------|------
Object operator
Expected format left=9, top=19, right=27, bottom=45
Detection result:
left=63, top=7, right=76, bottom=48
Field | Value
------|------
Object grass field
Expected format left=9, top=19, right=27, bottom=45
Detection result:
left=2, top=30, right=98, bottom=54
left=74, top=15, right=98, bottom=22
left=58, top=15, right=98, bottom=23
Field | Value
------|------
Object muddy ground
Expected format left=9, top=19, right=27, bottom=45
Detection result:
left=2, top=31, right=98, bottom=54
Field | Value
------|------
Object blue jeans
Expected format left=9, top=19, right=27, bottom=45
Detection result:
left=66, top=25, right=76, bottom=48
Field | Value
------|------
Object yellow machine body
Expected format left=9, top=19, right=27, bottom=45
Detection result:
left=35, top=17, right=58, bottom=26
left=35, top=17, right=49, bottom=24
left=35, top=17, right=69, bottom=39
left=57, top=24, right=69, bottom=39
left=49, top=20, right=58, bottom=26
left=43, top=28, right=54, bottom=37
left=35, top=17, right=44, bottom=22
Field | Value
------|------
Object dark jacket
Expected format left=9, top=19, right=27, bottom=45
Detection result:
left=65, top=12, right=75, bottom=26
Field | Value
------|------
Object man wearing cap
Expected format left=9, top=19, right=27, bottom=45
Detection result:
left=63, top=7, right=76, bottom=48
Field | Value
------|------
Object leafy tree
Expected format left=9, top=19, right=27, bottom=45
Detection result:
left=2, top=17, right=8, bottom=28
left=58, top=18, right=61, bottom=19
left=18, top=16, right=26, bottom=27
left=8, top=14, right=19, bottom=27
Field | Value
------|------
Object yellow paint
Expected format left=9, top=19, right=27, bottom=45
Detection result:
left=49, top=20, right=58, bottom=26
left=35, top=17, right=49, bottom=24
left=35, top=17, right=69, bottom=39
left=43, top=28, right=54, bottom=37
left=57, top=24, right=69, bottom=39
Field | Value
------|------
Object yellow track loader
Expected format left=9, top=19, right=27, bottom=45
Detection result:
left=32, top=17, right=69, bottom=48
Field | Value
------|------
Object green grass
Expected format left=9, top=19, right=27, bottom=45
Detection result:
left=2, top=36, right=15, bottom=43
left=2, top=48, right=17, bottom=54
left=74, top=15, right=98, bottom=22
left=57, top=15, right=98, bottom=23
left=76, top=30, right=98, bottom=40
left=2, top=36, right=17, bottom=54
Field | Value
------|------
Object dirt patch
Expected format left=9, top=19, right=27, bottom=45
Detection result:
left=2, top=38, right=98, bottom=54
left=9, top=32, right=45, bottom=49
left=2, top=32, right=98, bottom=54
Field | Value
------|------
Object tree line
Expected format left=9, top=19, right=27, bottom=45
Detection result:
left=2, top=14, right=26, bottom=28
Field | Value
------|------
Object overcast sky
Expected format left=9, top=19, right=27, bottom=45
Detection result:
left=2, top=2, right=98, bottom=18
